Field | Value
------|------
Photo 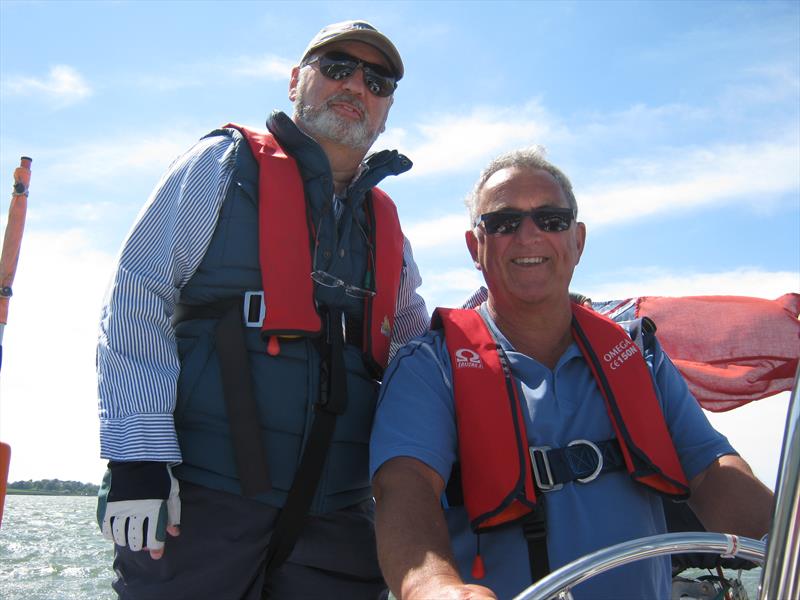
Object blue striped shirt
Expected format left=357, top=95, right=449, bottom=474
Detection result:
left=97, top=133, right=429, bottom=462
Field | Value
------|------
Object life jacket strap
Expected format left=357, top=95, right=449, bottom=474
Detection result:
left=521, top=501, right=549, bottom=583
left=529, top=439, right=625, bottom=492
left=263, top=308, right=349, bottom=576
left=214, top=303, right=271, bottom=497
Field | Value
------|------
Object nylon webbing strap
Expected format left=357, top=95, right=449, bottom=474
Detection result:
left=262, top=309, right=348, bottom=580
left=522, top=501, right=549, bottom=583
left=215, top=304, right=271, bottom=496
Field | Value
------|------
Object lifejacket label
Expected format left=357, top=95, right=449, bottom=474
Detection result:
left=455, top=348, right=483, bottom=369
left=602, top=337, right=639, bottom=370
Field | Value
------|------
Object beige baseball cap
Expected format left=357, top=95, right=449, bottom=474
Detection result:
left=300, top=20, right=404, bottom=80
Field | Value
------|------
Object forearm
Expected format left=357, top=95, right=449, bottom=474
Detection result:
left=689, top=454, right=774, bottom=538
left=373, top=458, right=463, bottom=599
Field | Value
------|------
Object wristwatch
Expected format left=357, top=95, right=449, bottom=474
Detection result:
left=0, top=286, right=12, bottom=298
left=12, top=182, right=28, bottom=196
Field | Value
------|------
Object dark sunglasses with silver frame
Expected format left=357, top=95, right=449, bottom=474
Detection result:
left=304, top=51, right=398, bottom=97
left=475, top=207, right=576, bottom=235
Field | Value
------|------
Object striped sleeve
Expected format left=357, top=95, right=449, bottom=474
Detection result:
left=97, top=133, right=238, bottom=462
left=389, top=236, right=430, bottom=360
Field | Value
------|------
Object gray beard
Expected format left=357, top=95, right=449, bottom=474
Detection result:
left=294, top=94, right=378, bottom=151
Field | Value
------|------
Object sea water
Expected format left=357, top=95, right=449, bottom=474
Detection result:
left=0, top=495, right=765, bottom=600
left=1, top=495, right=114, bottom=600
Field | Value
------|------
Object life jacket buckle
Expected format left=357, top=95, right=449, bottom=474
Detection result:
left=529, top=446, right=563, bottom=492
left=566, top=439, right=604, bottom=483
left=243, top=291, right=265, bottom=327
left=531, top=440, right=608, bottom=492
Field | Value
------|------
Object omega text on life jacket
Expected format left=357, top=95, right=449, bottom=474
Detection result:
left=603, top=338, right=639, bottom=370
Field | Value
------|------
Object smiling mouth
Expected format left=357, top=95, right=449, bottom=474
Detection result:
left=329, top=100, right=363, bottom=120
left=512, top=257, right=547, bottom=265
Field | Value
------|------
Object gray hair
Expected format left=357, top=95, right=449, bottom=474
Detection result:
left=464, top=146, right=578, bottom=225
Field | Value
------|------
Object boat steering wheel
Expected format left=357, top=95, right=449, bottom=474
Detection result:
left=512, top=531, right=766, bottom=600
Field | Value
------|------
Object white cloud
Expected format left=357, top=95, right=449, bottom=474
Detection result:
left=405, top=214, right=468, bottom=250
left=134, top=54, right=294, bottom=91
left=231, top=54, right=295, bottom=79
left=417, top=266, right=484, bottom=313
left=45, top=130, right=198, bottom=185
left=579, top=139, right=800, bottom=228
left=719, top=62, right=800, bottom=111
left=382, top=101, right=564, bottom=177
left=1, top=229, right=114, bottom=484
left=402, top=130, right=799, bottom=250
left=3, top=65, right=92, bottom=106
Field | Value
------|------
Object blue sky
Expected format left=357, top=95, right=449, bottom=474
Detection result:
left=0, top=1, right=797, bottom=486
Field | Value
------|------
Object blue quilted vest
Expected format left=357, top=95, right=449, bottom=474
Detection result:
left=172, top=111, right=411, bottom=514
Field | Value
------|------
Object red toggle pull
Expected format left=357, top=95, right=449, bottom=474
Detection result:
left=471, top=554, right=486, bottom=579
left=266, top=336, right=280, bottom=356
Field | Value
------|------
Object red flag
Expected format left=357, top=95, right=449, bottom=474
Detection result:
left=635, top=294, right=799, bottom=411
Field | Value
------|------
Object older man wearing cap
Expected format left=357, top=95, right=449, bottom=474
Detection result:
left=95, top=20, right=427, bottom=599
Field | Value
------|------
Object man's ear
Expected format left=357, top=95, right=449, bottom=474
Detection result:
left=289, top=66, right=300, bottom=102
left=574, top=221, right=587, bottom=265
left=466, top=229, right=481, bottom=270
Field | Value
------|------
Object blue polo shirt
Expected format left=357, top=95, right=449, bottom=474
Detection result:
left=370, top=305, right=735, bottom=600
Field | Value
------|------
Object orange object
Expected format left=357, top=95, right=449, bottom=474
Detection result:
left=1, top=156, right=31, bottom=528
left=0, top=442, right=10, bottom=527
left=0, top=156, right=31, bottom=325
left=471, top=553, right=486, bottom=579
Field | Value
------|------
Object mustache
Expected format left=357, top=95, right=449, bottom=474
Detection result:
left=325, top=93, right=366, bottom=114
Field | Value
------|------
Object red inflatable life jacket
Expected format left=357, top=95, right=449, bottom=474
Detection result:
left=227, top=124, right=404, bottom=369
left=433, top=304, right=690, bottom=532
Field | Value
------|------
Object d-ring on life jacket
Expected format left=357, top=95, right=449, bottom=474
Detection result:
left=433, top=304, right=690, bottom=534
left=226, top=123, right=404, bottom=370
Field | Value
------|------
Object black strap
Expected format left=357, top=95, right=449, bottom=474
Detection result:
left=173, top=299, right=238, bottom=325
left=531, top=439, right=625, bottom=489
left=262, top=308, right=348, bottom=579
left=521, top=501, right=549, bottom=583
left=214, top=304, right=271, bottom=496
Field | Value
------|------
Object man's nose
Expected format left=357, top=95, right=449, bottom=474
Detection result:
left=341, top=66, right=367, bottom=96
left=516, top=214, right=544, bottom=238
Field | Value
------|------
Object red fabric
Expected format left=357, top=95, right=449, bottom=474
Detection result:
left=434, top=308, right=537, bottom=531
left=364, top=188, right=404, bottom=368
left=635, top=294, right=800, bottom=412
left=572, top=305, right=689, bottom=497
left=224, top=124, right=404, bottom=368
left=228, top=123, right=321, bottom=336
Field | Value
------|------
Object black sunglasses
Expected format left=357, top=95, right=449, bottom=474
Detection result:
left=306, top=51, right=398, bottom=98
left=475, top=207, right=576, bottom=235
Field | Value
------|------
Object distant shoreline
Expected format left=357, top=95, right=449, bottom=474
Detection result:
left=7, top=488, right=98, bottom=496
left=5, top=480, right=100, bottom=496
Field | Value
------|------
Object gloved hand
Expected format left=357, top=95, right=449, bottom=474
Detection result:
left=97, top=461, right=181, bottom=559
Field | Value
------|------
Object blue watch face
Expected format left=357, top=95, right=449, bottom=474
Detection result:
left=0, top=286, right=12, bottom=297
left=13, top=182, right=26, bottom=194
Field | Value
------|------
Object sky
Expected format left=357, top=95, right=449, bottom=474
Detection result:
left=0, top=0, right=797, bottom=489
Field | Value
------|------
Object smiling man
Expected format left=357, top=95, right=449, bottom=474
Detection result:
left=96, top=20, right=428, bottom=599
left=369, top=148, right=773, bottom=599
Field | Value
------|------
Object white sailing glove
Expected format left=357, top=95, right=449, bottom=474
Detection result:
left=97, top=461, right=181, bottom=555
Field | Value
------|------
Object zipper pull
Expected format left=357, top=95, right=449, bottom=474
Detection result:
left=471, top=533, right=486, bottom=579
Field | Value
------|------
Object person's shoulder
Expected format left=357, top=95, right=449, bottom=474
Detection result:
left=387, top=329, right=450, bottom=372
left=162, top=127, right=241, bottom=177
left=395, top=329, right=446, bottom=356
